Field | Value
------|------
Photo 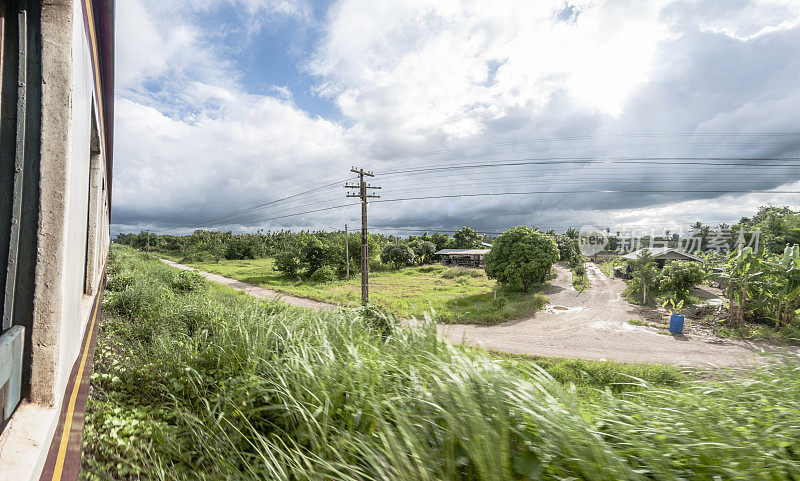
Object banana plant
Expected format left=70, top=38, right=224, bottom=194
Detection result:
left=768, top=245, right=800, bottom=328
left=722, top=247, right=767, bottom=325
left=723, top=245, right=800, bottom=328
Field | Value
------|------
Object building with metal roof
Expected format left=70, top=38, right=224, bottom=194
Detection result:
left=434, top=249, right=491, bottom=268
left=621, top=247, right=703, bottom=268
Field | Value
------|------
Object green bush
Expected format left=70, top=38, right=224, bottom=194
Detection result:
left=658, top=261, right=705, bottom=301
left=310, top=265, right=337, bottom=283
left=106, top=273, right=135, bottom=292
left=624, top=250, right=660, bottom=305
left=555, top=234, right=582, bottom=267
left=381, top=243, right=416, bottom=268
left=274, top=252, right=299, bottom=277
left=441, top=268, right=484, bottom=279
left=169, top=270, right=206, bottom=292
left=410, top=240, right=437, bottom=264
left=418, top=265, right=442, bottom=273
left=485, top=226, right=559, bottom=292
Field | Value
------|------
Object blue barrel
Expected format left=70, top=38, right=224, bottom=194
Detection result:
left=669, top=314, right=685, bottom=334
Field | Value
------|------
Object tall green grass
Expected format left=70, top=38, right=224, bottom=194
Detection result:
left=156, top=254, right=550, bottom=325
left=83, top=245, right=800, bottom=480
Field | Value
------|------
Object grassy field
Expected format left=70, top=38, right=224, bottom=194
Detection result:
left=158, top=252, right=548, bottom=324
left=83, top=245, right=800, bottom=480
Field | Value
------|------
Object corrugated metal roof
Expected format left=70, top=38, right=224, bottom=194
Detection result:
left=434, top=249, right=491, bottom=255
left=620, top=248, right=703, bottom=262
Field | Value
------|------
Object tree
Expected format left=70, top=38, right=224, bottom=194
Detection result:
left=299, top=236, right=327, bottom=274
left=431, top=232, right=451, bottom=251
left=484, top=226, right=559, bottom=293
left=381, top=244, right=416, bottom=269
left=659, top=261, right=705, bottom=302
left=452, top=226, right=483, bottom=249
left=275, top=252, right=299, bottom=277
left=555, top=235, right=581, bottom=267
left=410, top=240, right=436, bottom=264
left=623, top=249, right=660, bottom=305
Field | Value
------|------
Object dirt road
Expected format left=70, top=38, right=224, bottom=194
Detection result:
left=437, top=262, right=797, bottom=367
left=160, top=258, right=336, bottom=310
left=161, top=257, right=795, bottom=367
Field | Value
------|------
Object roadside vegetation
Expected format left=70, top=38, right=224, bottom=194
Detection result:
left=596, top=206, right=800, bottom=345
left=623, top=251, right=705, bottom=306
left=157, top=255, right=548, bottom=324
left=84, top=244, right=800, bottom=480
left=570, top=263, right=590, bottom=291
left=122, top=227, right=553, bottom=324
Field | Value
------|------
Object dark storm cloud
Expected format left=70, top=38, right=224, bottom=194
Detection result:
left=112, top=0, right=800, bottom=234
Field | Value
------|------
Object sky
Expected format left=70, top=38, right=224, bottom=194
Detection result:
left=112, top=0, right=800, bottom=237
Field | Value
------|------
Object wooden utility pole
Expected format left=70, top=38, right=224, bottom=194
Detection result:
left=345, top=224, right=350, bottom=280
left=146, top=230, right=150, bottom=253
left=346, top=167, right=380, bottom=304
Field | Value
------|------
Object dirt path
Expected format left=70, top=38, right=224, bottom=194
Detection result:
left=160, top=258, right=336, bottom=310
left=437, top=262, right=798, bottom=367
left=161, top=257, right=795, bottom=367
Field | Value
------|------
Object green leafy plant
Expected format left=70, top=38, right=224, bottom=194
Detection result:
left=380, top=243, right=416, bottom=269
left=662, top=298, right=684, bottom=315
left=274, top=251, right=300, bottom=277
left=658, top=261, right=706, bottom=302
left=623, top=250, right=660, bottom=305
left=484, top=226, right=559, bottom=293
left=310, top=265, right=337, bottom=283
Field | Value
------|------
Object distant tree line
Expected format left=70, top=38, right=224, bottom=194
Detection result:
left=590, top=205, right=800, bottom=255
left=113, top=226, right=489, bottom=280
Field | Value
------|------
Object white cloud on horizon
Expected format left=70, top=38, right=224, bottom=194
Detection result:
left=111, top=0, right=800, bottom=235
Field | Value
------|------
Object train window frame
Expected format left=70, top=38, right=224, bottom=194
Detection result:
left=83, top=102, right=102, bottom=295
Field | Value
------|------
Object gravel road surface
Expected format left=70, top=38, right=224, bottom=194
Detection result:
left=437, top=262, right=797, bottom=366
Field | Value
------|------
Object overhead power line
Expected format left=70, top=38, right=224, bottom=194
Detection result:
left=379, top=157, right=800, bottom=176
left=373, top=189, right=800, bottom=205
left=371, top=132, right=800, bottom=163
left=240, top=188, right=800, bottom=226
left=194, top=176, right=355, bottom=226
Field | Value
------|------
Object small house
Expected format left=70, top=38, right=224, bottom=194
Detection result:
left=434, top=249, right=491, bottom=269
left=620, top=247, right=703, bottom=269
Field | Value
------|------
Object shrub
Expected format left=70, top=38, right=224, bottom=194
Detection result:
left=310, top=265, right=337, bottom=283
left=624, top=250, right=660, bottom=305
left=299, top=236, right=327, bottom=274
left=224, top=235, right=264, bottom=260
left=169, top=270, right=206, bottom=292
left=418, top=265, right=444, bottom=274
left=275, top=252, right=300, bottom=277
left=441, top=268, right=483, bottom=279
left=106, top=273, right=135, bottom=292
left=410, top=240, right=437, bottom=264
left=485, top=226, right=559, bottom=292
left=555, top=234, right=581, bottom=266
left=380, top=244, right=416, bottom=269
left=659, top=261, right=706, bottom=301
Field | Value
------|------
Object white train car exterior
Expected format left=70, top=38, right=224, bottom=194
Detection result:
left=0, top=0, right=114, bottom=479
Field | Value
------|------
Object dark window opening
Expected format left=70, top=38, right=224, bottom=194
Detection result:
left=84, top=104, right=101, bottom=295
